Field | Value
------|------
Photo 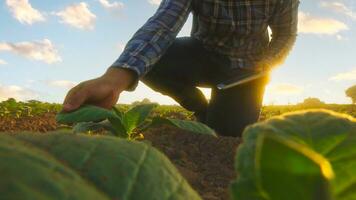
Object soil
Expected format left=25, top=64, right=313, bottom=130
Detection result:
left=0, top=114, right=241, bottom=200
left=0, top=113, right=58, bottom=133
left=143, top=126, right=240, bottom=200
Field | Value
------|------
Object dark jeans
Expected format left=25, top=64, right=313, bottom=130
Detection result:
left=141, top=37, right=269, bottom=137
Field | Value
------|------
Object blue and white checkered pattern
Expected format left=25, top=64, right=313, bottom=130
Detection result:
left=111, top=0, right=299, bottom=79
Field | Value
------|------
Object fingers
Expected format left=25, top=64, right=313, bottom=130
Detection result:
left=62, top=83, right=89, bottom=112
left=94, top=90, right=120, bottom=110
left=62, top=77, right=122, bottom=112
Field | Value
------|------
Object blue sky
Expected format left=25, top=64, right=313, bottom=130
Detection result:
left=0, top=0, right=355, bottom=105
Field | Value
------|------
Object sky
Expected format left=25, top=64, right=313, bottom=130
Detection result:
left=0, top=0, right=355, bottom=105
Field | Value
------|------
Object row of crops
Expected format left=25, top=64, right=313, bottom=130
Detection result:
left=0, top=98, right=62, bottom=118
left=260, top=104, right=356, bottom=119
left=1, top=98, right=355, bottom=120
left=0, top=98, right=193, bottom=119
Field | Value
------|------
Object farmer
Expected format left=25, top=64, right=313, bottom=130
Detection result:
left=63, top=0, right=299, bottom=137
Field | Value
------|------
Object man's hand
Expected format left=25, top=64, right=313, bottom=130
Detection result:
left=62, top=68, right=136, bottom=112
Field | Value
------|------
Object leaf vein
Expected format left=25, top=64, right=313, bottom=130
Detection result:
left=124, top=144, right=149, bottom=199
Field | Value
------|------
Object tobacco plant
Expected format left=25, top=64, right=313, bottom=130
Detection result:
left=0, top=132, right=201, bottom=200
left=56, top=104, right=216, bottom=139
left=231, top=109, right=356, bottom=200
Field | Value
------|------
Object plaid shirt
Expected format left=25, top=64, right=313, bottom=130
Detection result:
left=111, top=0, right=299, bottom=82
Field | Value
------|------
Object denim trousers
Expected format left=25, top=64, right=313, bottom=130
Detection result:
left=141, top=37, right=269, bottom=137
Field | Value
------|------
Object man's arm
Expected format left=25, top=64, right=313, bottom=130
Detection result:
left=261, top=0, right=300, bottom=70
left=110, top=0, right=193, bottom=90
left=61, top=0, right=192, bottom=112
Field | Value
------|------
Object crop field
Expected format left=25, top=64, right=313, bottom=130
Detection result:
left=1, top=98, right=355, bottom=200
left=1, top=98, right=355, bottom=133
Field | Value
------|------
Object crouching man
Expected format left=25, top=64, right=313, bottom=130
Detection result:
left=62, top=0, right=299, bottom=137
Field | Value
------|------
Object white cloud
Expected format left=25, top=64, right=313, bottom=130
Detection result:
left=98, top=0, right=124, bottom=9
left=0, top=59, right=7, bottom=65
left=0, top=39, right=62, bottom=64
left=55, top=2, right=96, bottom=30
left=0, top=84, right=38, bottom=101
left=267, top=83, right=304, bottom=95
left=148, top=0, right=161, bottom=6
left=6, top=0, right=45, bottom=25
left=321, top=1, right=356, bottom=20
left=298, top=12, right=349, bottom=35
left=45, top=80, right=77, bottom=89
left=329, top=68, right=356, bottom=81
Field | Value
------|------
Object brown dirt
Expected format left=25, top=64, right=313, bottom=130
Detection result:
left=0, top=113, right=59, bottom=133
left=0, top=114, right=241, bottom=200
left=143, top=126, right=241, bottom=200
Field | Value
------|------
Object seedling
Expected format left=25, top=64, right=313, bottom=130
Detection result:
left=56, top=104, right=216, bottom=139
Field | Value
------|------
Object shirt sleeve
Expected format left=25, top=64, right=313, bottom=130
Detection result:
left=110, top=0, right=192, bottom=90
left=262, top=0, right=300, bottom=70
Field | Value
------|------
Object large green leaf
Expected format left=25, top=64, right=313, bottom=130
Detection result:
left=231, top=109, right=356, bottom=200
left=1, top=132, right=201, bottom=200
left=122, top=104, right=157, bottom=134
left=0, top=133, right=108, bottom=200
left=152, top=117, right=217, bottom=137
left=56, top=105, right=116, bottom=124
left=255, top=134, right=333, bottom=200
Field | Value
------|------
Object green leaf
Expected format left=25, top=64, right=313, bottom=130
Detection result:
left=73, top=122, right=116, bottom=135
left=152, top=117, right=217, bottom=137
left=108, top=117, right=129, bottom=138
left=230, top=109, right=356, bottom=200
left=56, top=105, right=116, bottom=124
left=2, top=132, right=202, bottom=200
left=112, top=106, right=124, bottom=119
left=0, top=134, right=109, bottom=200
left=255, top=134, right=333, bottom=200
left=122, top=104, right=157, bottom=134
